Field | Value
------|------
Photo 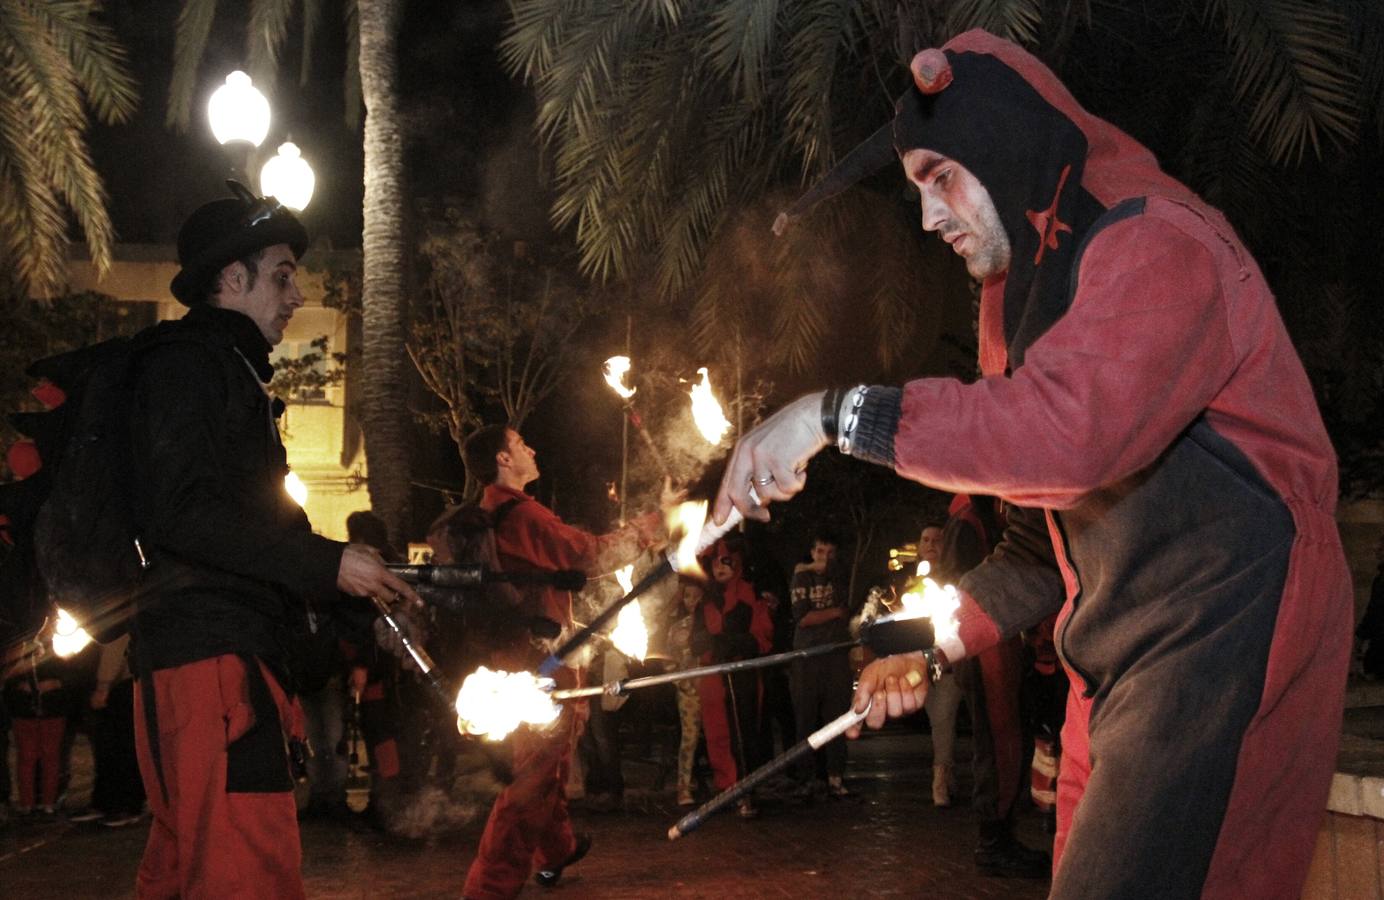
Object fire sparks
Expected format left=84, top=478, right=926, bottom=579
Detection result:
left=454, top=667, right=559, bottom=740
left=687, top=367, right=731, bottom=445
left=608, top=565, right=649, bottom=660
left=51, top=608, right=93, bottom=658
left=603, top=356, right=636, bottom=399
left=898, top=561, right=961, bottom=644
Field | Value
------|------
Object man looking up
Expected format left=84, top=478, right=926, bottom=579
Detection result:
left=131, top=183, right=419, bottom=898
left=715, top=30, right=1350, bottom=899
left=460, top=424, right=682, bottom=900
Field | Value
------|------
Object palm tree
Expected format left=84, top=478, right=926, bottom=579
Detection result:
left=167, top=0, right=413, bottom=542
left=0, top=0, right=137, bottom=300
left=501, top=0, right=1378, bottom=375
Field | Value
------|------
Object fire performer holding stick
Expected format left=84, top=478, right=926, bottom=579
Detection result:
left=130, top=185, right=421, bottom=899
left=716, top=31, right=1350, bottom=899
left=459, top=424, right=683, bottom=899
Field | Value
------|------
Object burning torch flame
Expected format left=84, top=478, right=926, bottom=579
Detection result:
left=609, top=565, right=649, bottom=660
left=667, top=501, right=709, bottom=575
left=284, top=472, right=309, bottom=508
left=688, top=367, right=731, bottom=445
left=603, top=356, right=636, bottom=400
left=454, top=667, right=559, bottom=741
left=898, top=561, right=962, bottom=645
left=51, top=608, right=93, bottom=658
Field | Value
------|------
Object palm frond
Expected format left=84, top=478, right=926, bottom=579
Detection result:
left=705, top=0, right=780, bottom=102
left=299, top=0, right=322, bottom=85
left=500, top=0, right=575, bottom=83
left=165, top=0, right=218, bottom=131
left=247, top=0, right=297, bottom=94
left=29, top=0, right=137, bottom=124
left=0, top=0, right=129, bottom=296
left=782, top=0, right=855, bottom=177
left=945, top=0, right=1043, bottom=46
left=1208, top=0, right=1359, bottom=163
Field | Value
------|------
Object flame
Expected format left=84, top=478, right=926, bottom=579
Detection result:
left=454, top=667, right=559, bottom=741
left=666, top=500, right=709, bottom=574
left=51, top=608, right=93, bottom=658
left=614, top=564, right=635, bottom=594
left=606, top=481, right=619, bottom=504
left=284, top=472, right=309, bottom=507
left=897, top=561, right=962, bottom=644
left=603, top=356, right=636, bottom=399
left=688, top=367, right=731, bottom=445
left=608, top=565, right=648, bottom=659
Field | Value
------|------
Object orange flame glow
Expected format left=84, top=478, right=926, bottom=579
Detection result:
left=603, top=356, right=636, bottom=400
left=897, top=561, right=962, bottom=644
left=609, top=566, right=648, bottom=660
left=688, top=367, right=731, bottom=445
left=51, top=608, right=93, bottom=658
left=454, top=667, right=558, bottom=741
left=667, top=501, right=709, bottom=574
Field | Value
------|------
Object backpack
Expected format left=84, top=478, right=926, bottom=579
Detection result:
left=427, top=498, right=543, bottom=646
left=1, top=328, right=196, bottom=643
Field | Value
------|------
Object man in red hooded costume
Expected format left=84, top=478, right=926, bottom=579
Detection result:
left=716, top=30, right=1350, bottom=899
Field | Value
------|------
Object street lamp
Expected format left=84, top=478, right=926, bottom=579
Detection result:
left=260, top=141, right=315, bottom=211
left=207, top=70, right=269, bottom=183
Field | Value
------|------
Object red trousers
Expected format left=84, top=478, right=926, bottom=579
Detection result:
left=13, top=716, right=65, bottom=808
left=462, top=707, right=583, bottom=900
left=133, top=654, right=304, bottom=900
left=696, top=674, right=737, bottom=791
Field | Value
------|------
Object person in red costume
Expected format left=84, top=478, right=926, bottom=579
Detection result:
left=691, top=535, right=773, bottom=819
left=716, top=30, right=1351, bottom=899
left=460, top=424, right=681, bottom=899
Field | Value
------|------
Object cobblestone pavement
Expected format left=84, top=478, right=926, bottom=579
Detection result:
left=2, top=726, right=1053, bottom=899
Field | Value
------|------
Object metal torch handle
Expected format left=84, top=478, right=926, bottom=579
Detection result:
left=668, top=703, right=869, bottom=840
left=370, top=596, right=449, bottom=704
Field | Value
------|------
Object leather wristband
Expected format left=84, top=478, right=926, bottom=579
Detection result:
left=820, top=386, right=843, bottom=444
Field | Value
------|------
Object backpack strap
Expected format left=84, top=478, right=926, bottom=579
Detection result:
left=490, top=497, right=524, bottom=533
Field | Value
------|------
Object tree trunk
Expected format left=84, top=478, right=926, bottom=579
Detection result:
left=357, top=0, right=412, bottom=544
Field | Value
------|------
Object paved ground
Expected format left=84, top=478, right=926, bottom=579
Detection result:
left=2, top=721, right=1054, bottom=899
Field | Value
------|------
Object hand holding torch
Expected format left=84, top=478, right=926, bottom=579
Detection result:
left=668, top=649, right=944, bottom=840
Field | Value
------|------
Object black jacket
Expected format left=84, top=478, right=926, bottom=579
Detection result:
left=130, top=305, right=343, bottom=672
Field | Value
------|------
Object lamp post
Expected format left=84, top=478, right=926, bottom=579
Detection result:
left=260, top=141, right=315, bottom=211
left=207, top=70, right=269, bottom=184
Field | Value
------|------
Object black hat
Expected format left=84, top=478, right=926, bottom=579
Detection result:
left=169, top=181, right=309, bottom=306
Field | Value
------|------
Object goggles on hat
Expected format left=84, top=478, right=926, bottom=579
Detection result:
left=227, top=180, right=288, bottom=230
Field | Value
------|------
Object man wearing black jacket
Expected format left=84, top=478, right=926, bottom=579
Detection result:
left=129, top=185, right=417, bottom=899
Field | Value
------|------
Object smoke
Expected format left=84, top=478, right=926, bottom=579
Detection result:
left=378, top=750, right=512, bottom=841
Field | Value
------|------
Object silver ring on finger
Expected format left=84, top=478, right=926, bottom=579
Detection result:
left=754, top=474, right=775, bottom=487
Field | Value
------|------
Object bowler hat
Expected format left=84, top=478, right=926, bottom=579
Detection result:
left=169, top=181, right=309, bottom=305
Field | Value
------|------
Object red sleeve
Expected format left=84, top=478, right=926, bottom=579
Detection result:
left=892, top=216, right=1237, bottom=510
left=498, top=502, right=602, bottom=571
left=497, top=503, right=659, bottom=574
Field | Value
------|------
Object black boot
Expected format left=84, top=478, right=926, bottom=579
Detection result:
left=975, top=822, right=1050, bottom=879
left=535, top=832, right=593, bottom=887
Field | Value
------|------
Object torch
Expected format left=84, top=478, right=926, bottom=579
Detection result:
left=550, top=611, right=936, bottom=702
left=387, top=563, right=587, bottom=592
left=536, top=499, right=743, bottom=676
left=667, top=564, right=960, bottom=839
left=603, top=355, right=673, bottom=487
left=369, top=594, right=450, bottom=704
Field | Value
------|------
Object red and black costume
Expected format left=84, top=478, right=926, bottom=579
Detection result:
left=130, top=305, right=344, bottom=899
left=462, top=484, right=655, bottom=900
left=792, top=30, right=1350, bottom=898
left=691, top=540, right=773, bottom=792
